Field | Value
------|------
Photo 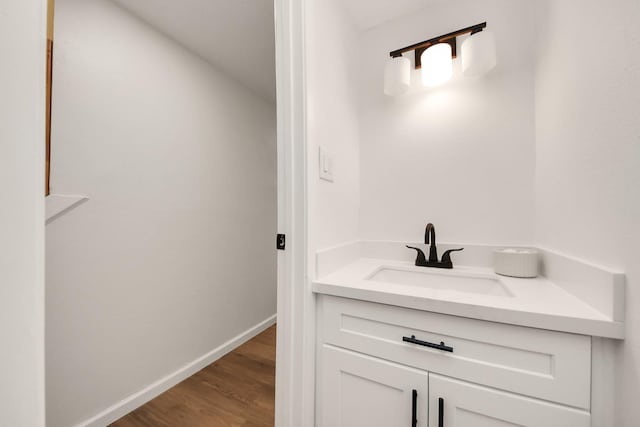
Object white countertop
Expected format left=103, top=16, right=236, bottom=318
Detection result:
left=313, top=258, right=624, bottom=339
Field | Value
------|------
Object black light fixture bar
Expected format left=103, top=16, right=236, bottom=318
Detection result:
left=389, top=22, right=487, bottom=69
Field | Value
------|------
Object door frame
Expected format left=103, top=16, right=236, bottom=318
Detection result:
left=0, top=0, right=47, bottom=426
left=274, top=0, right=314, bottom=425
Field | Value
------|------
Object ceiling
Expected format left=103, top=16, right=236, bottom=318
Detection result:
left=108, top=0, right=443, bottom=103
left=342, top=0, right=444, bottom=31
left=111, top=0, right=276, bottom=103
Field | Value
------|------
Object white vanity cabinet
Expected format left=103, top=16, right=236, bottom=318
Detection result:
left=316, top=295, right=593, bottom=427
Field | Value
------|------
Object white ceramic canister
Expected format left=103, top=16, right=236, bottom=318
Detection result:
left=493, top=248, right=539, bottom=278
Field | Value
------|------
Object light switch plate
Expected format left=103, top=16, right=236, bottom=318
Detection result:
left=319, top=146, right=334, bottom=182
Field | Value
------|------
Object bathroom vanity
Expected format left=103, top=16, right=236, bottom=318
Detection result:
left=312, top=242, right=624, bottom=427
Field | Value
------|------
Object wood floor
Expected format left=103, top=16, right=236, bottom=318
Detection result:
left=110, top=325, right=276, bottom=427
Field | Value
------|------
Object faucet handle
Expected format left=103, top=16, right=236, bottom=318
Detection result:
left=406, top=245, right=427, bottom=266
left=441, top=248, right=464, bottom=267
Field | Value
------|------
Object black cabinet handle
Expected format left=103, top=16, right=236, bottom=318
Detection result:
left=411, top=389, right=417, bottom=427
left=438, top=397, right=444, bottom=427
left=402, top=335, right=454, bottom=353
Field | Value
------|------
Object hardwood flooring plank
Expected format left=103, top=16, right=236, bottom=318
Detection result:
left=110, top=325, right=276, bottom=427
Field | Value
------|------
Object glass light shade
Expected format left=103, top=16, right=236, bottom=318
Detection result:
left=461, top=30, right=497, bottom=77
left=421, top=43, right=453, bottom=87
left=384, top=56, right=411, bottom=96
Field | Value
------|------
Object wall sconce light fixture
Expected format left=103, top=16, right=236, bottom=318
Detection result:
left=421, top=42, right=453, bottom=87
left=461, top=29, right=496, bottom=77
left=384, top=22, right=496, bottom=96
left=384, top=56, right=411, bottom=96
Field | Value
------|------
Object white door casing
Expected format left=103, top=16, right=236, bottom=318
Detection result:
left=274, top=0, right=313, bottom=425
left=0, top=0, right=47, bottom=426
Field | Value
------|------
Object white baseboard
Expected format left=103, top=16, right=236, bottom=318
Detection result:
left=77, top=314, right=277, bottom=427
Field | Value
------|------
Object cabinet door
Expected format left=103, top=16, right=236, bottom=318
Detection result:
left=318, top=345, right=429, bottom=427
left=428, top=374, right=590, bottom=427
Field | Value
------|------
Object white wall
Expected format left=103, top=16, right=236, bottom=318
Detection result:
left=46, top=1, right=276, bottom=426
left=303, top=3, right=361, bottom=421
left=534, top=1, right=640, bottom=425
left=305, top=0, right=361, bottom=260
left=358, top=0, right=537, bottom=245
left=0, top=1, right=46, bottom=426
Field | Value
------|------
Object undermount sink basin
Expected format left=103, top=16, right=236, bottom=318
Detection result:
left=366, top=267, right=513, bottom=297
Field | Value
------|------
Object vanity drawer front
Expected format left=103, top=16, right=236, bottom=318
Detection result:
left=319, top=295, right=591, bottom=409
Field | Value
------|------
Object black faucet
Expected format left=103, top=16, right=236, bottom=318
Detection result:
left=406, top=223, right=464, bottom=269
